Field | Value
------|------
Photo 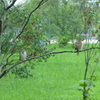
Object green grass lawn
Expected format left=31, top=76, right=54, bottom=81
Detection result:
left=0, top=44, right=100, bottom=100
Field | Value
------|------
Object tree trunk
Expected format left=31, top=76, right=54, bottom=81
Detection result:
left=83, top=61, right=89, bottom=100
left=0, top=20, right=2, bottom=74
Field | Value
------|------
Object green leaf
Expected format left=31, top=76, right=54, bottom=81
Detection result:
left=93, top=84, right=95, bottom=87
left=82, top=16, right=86, bottom=19
left=95, top=29, right=98, bottom=33
left=78, top=87, right=83, bottom=91
left=79, top=83, right=87, bottom=87
left=80, top=80, right=86, bottom=83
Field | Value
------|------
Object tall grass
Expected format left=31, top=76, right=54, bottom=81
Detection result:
left=0, top=44, right=100, bottom=100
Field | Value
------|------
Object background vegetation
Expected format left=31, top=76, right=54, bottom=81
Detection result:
left=0, top=0, right=100, bottom=100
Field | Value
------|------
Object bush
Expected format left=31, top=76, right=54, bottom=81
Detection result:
left=97, top=32, right=100, bottom=41
left=58, top=35, right=70, bottom=47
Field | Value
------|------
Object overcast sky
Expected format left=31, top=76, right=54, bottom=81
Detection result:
left=15, top=0, right=26, bottom=5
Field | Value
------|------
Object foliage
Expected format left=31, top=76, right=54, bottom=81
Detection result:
left=1, top=5, right=50, bottom=77
left=2, top=5, right=48, bottom=53
left=0, top=0, right=50, bottom=78
left=58, top=36, right=69, bottom=47
left=1, top=0, right=100, bottom=100
left=77, top=0, right=100, bottom=99
left=58, top=31, right=71, bottom=47
left=97, top=32, right=100, bottom=42
left=11, top=64, right=34, bottom=78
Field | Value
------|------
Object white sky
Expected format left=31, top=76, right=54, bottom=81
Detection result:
left=14, top=0, right=26, bottom=5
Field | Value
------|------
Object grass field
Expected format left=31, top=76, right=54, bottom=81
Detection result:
left=0, top=44, right=100, bottom=100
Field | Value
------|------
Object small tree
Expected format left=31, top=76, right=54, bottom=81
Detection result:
left=0, top=0, right=49, bottom=78
left=78, top=0, right=100, bottom=99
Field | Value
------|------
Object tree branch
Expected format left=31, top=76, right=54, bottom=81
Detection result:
left=1, top=0, right=5, bottom=10
left=87, top=56, right=100, bottom=92
left=0, top=20, right=2, bottom=35
left=0, top=46, right=100, bottom=78
left=0, top=0, right=17, bottom=19
left=14, top=0, right=48, bottom=42
left=5, top=0, right=17, bottom=11
left=89, top=40, right=99, bottom=61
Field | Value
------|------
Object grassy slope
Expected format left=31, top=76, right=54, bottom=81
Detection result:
left=0, top=44, right=100, bottom=100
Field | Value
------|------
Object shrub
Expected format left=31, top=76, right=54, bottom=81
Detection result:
left=58, top=35, right=71, bottom=47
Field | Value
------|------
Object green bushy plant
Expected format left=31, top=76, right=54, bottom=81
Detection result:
left=58, top=31, right=71, bottom=47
